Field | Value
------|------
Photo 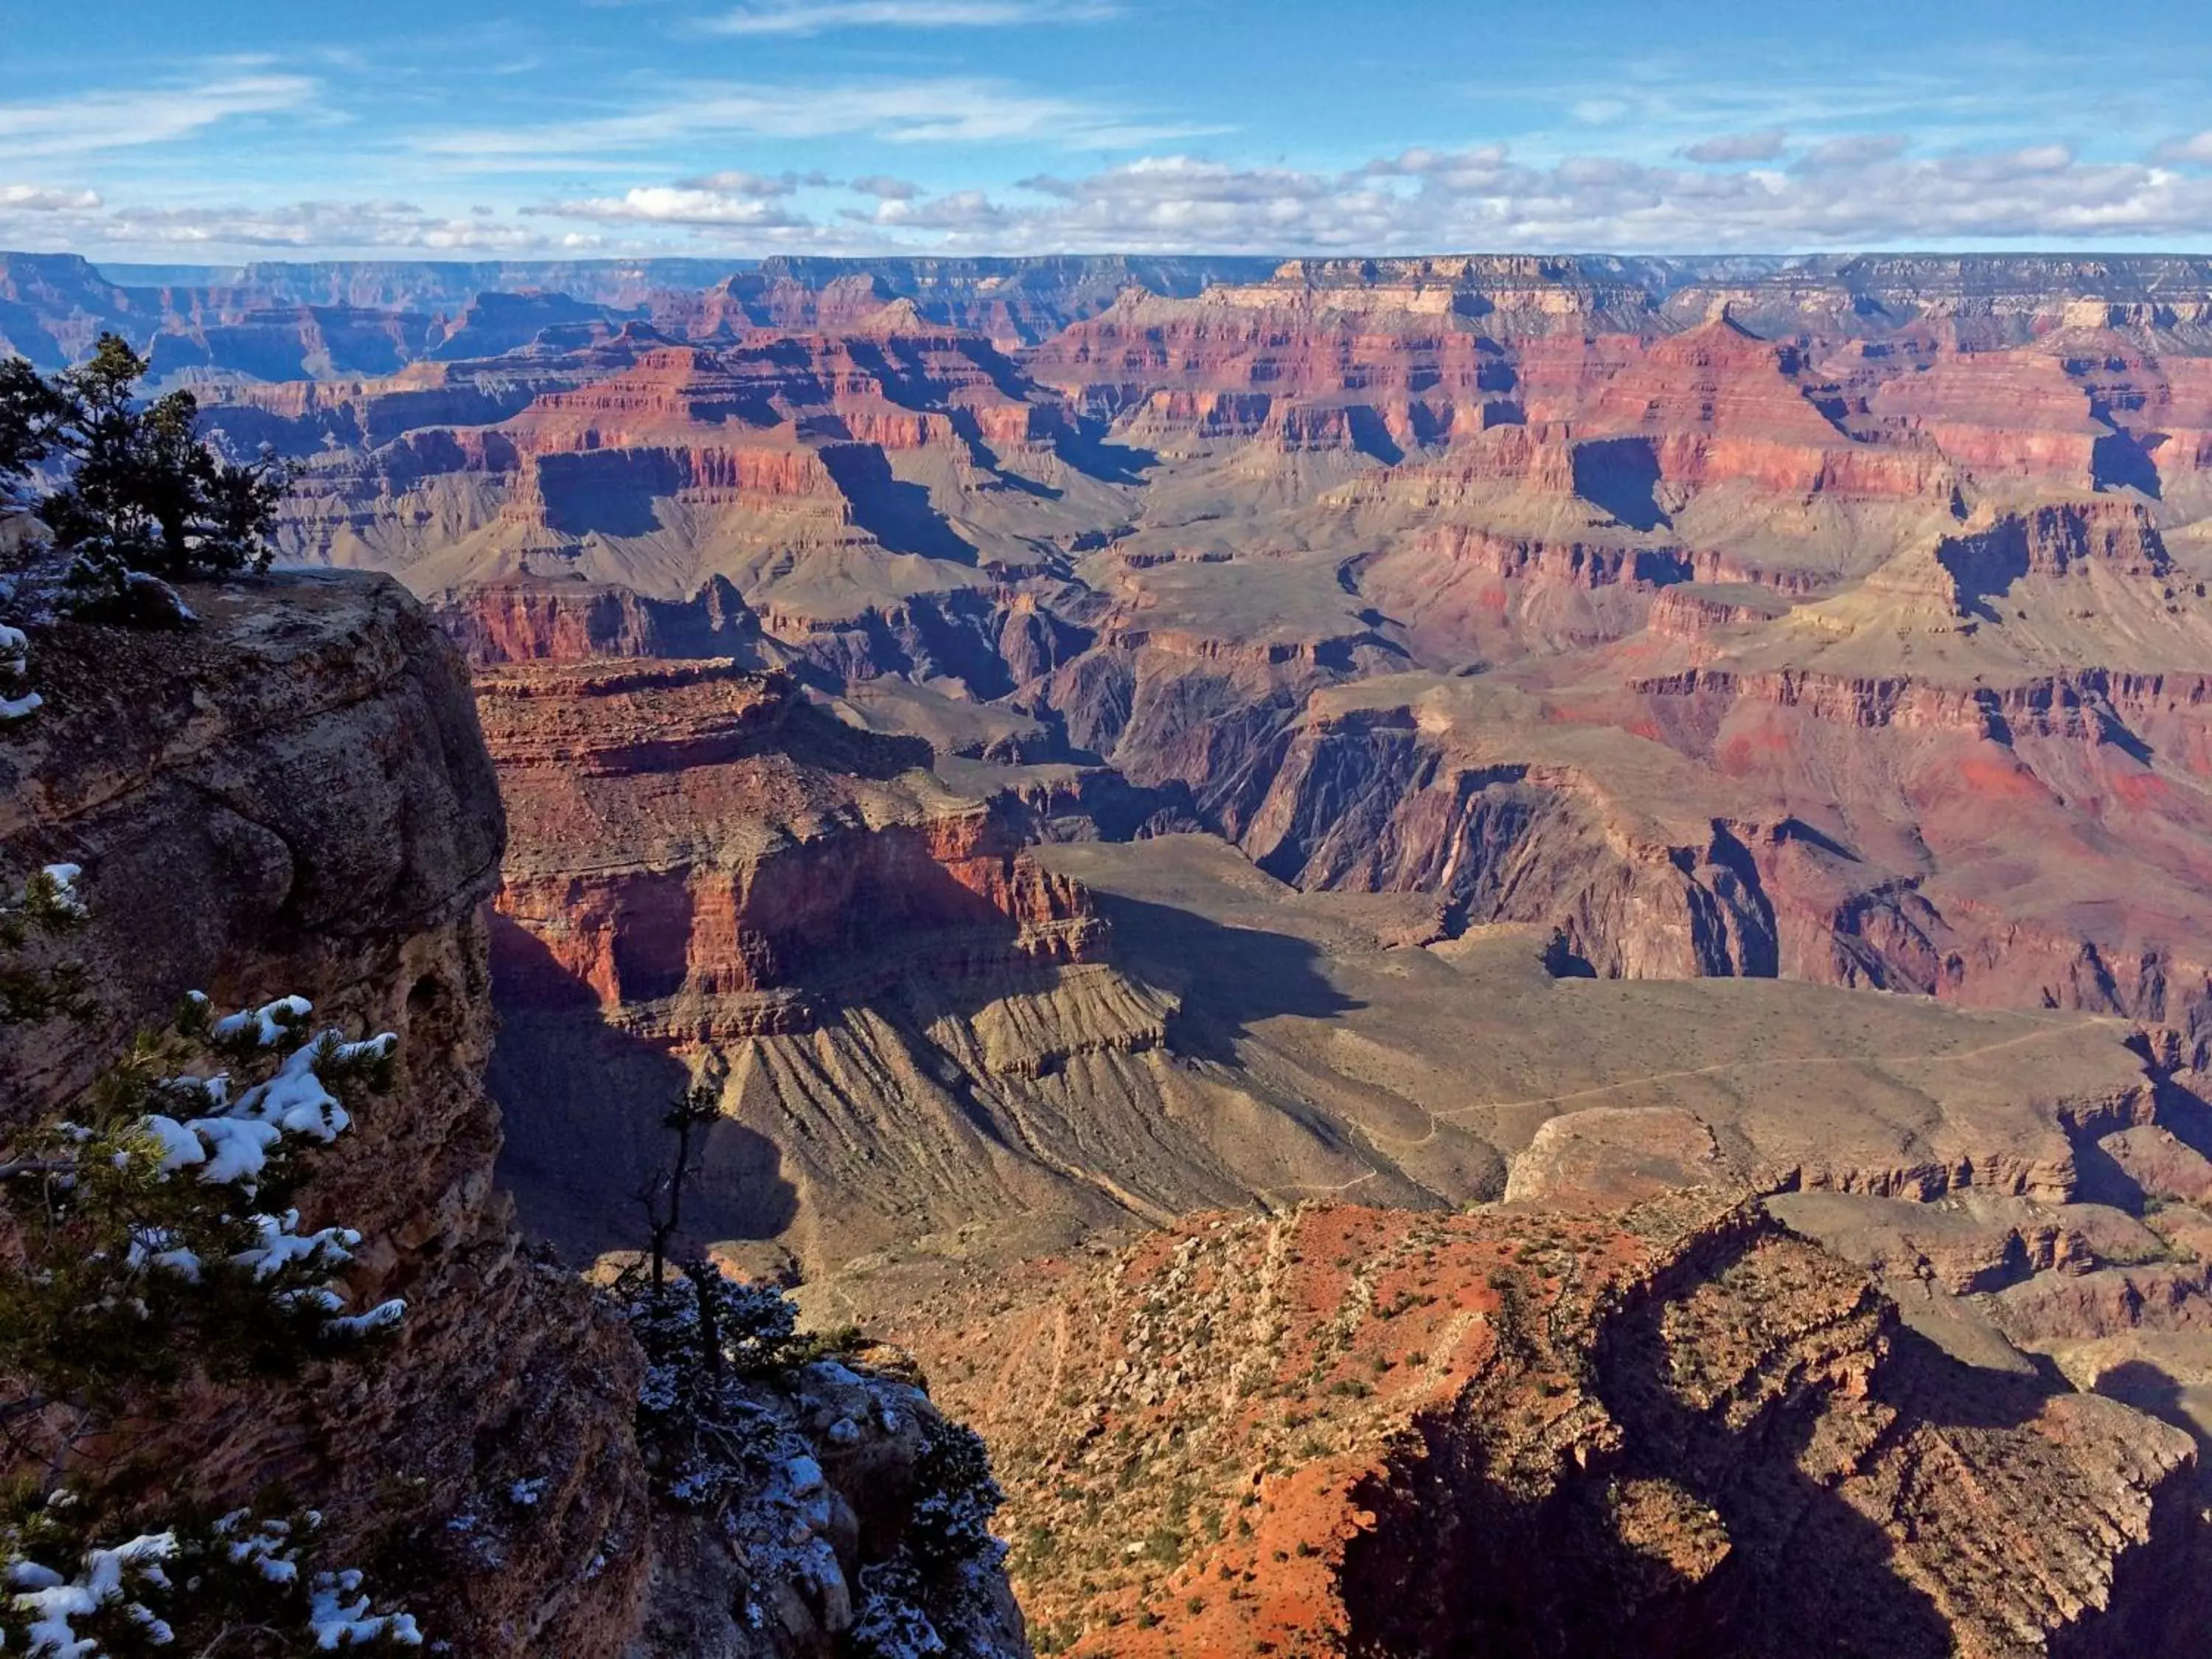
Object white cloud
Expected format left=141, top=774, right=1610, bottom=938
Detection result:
left=22, top=126, right=2212, bottom=261
left=1360, top=146, right=1515, bottom=191
left=416, top=79, right=1225, bottom=159
left=1795, top=133, right=1911, bottom=171
left=705, top=0, right=1117, bottom=36
left=1021, top=156, right=1335, bottom=206
left=2154, top=131, right=2212, bottom=165
left=0, top=185, right=102, bottom=210
left=848, top=189, right=1011, bottom=231
left=673, top=169, right=829, bottom=196
left=955, top=140, right=2212, bottom=254
left=850, top=174, right=925, bottom=201
left=1571, top=99, right=1630, bottom=126
left=382, top=133, right=2212, bottom=256
left=88, top=200, right=554, bottom=253
left=537, top=185, right=810, bottom=226
left=1680, top=129, right=1788, bottom=164
left=0, top=74, right=316, bottom=161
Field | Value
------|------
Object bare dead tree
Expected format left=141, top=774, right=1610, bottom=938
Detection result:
left=639, top=1081, right=722, bottom=1294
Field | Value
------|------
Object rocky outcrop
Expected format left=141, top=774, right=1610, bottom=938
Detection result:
left=1935, top=498, right=2174, bottom=590
left=472, top=651, right=1285, bottom=1273
left=1211, top=645, right=2212, bottom=1045
left=899, top=1195, right=2202, bottom=1657
left=1239, top=706, right=1783, bottom=980
left=434, top=574, right=773, bottom=665
left=648, top=254, right=1281, bottom=349
left=1023, top=286, right=1526, bottom=452
left=260, top=321, right=1106, bottom=608
left=481, top=660, right=1105, bottom=1036
left=630, top=1352, right=1028, bottom=1659
left=0, top=573, right=650, bottom=1655
left=0, top=571, right=1040, bottom=1658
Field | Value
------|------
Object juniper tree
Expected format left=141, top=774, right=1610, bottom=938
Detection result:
left=638, top=1080, right=721, bottom=1295
left=0, top=862, right=87, bottom=1028
left=0, top=992, right=406, bottom=1444
left=623, top=1078, right=807, bottom=1508
left=0, top=335, right=291, bottom=613
left=613, top=1080, right=1013, bottom=1652
left=0, top=357, right=62, bottom=515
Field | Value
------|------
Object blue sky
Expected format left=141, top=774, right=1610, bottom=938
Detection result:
left=5, top=0, right=2212, bottom=260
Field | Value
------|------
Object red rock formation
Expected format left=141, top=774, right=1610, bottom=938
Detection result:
left=0, top=574, right=1040, bottom=1658
left=1555, top=317, right=1954, bottom=498
left=184, top=261, right=2212, bottom=1066
left=1231, top=664, right=2212, bottom=1037
left=432, top=574, right=768, bottom=664
left=479, top=659, right=1104, bottom=1040
left=1025, top=287, right=1522, bottom=451
left=899, top=1194, right=2201, bottom=1657
left=212, top=364, right=546, bottom=451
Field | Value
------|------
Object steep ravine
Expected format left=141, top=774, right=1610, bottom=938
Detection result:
left=470, top=642, right=1390, bottom=1274
left=429, top=568, right=2212, bottom=1041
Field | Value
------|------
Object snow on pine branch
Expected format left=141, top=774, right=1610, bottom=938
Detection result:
left=120, top=994, right=408, bottom=1346
left=1, top=1505, right=422, bottom=1656
left=6, top=1529, right=179, bottom=1655
left=145, top=993, right=398, bottom=1188
left=0, top=990, right=409, bottom=1394
left=0, top=624, right=38, bottom=723
left=0, top=882, right=425, bottom=1652
left=0, top=862, right=86, bottom=1028
left=35, top=865, right=82, bottom=919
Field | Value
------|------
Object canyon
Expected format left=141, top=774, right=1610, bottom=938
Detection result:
left=12, top=248, right=2212, bottom=1652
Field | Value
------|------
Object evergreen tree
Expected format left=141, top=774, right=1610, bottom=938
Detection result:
left=0, top=358, right=62, bottom=515
left=0, top=336, right=291, bottom=606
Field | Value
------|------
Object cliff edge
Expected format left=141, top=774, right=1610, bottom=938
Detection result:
left=0, top=571, right=1031, bottom=1658
left=0, top=571, right=653, bottom=1652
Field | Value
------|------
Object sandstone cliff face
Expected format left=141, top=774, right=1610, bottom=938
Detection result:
left=0, top=574, right=1041, bottom=1659
left=481, top=659, right=1105, bottom=1035
left=1239, top=703, right=1787, bottom=982
left=1217, top=633, right=2212, bottom=1046
left=0, top=573, right=650, bottom=1655
left=434, top=574, right=773, bottom=665
left=470, top=649, right=1299, bottom=1276
left=263, top=324, right=1092, bottom=596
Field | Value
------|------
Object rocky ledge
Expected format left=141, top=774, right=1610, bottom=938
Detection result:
left=0, top=571, right=650, bottom=1654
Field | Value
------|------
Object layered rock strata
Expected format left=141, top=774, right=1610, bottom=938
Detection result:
left=0, top=574, right=1034, bottom=1659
